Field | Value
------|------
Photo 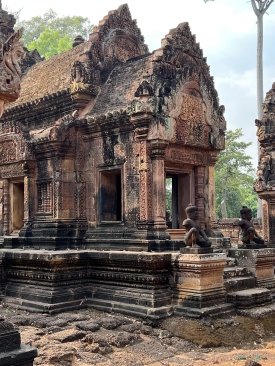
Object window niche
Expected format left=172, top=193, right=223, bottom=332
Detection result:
left=37, top=182, right=52, bottom=213
left=99, top=169, right=122, bottom=222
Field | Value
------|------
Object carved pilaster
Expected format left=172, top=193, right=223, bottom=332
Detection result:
left=262, top=199, right=269, bottom=243
left=131, top=113, right=153, bottom=226
left=258, top=194, right=275, bottom=246
left=23, top=174, right=30, bottom=225
left=194, top=166, right=205, bottom=228
left=3, top=179, right=9, bottom=235
left=53, top=158, right=62, bottom=219
left=151, top=139, right=168, bottom=230
left=138, top=140, right=152, bottom=222
left=267, top=198, right=275, bottom=246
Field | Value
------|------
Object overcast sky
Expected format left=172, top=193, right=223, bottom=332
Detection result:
left=6, top=0, right=275, bottom=169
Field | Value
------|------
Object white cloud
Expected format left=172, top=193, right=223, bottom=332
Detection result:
left=215, top=70, right=257, bottom=97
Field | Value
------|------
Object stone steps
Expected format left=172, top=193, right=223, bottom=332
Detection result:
left=224, top=276, right=256, bottom=292
left=223, top=266, right=252, bottom=279
left=227, top=288, right=272, bottom=309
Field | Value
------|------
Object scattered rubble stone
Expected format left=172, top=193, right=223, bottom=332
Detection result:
left=75, top=320, right=100, bottom=332
left=51, top=329, right=86, bottom=343
left=57, top=312, right=90, bottom=323
left=119, top=322, right=142, bottom=333
left=244, top=360, right=262, bottom=366
left=97, top=316, right=122, bottom=329
left=77, top=352, right=112, bottom=365
left=10, top=314, right=46, bottom=326
left=107, top=331, right=140, bottom=347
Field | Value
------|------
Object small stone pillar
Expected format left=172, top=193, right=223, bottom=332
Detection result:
left=3, top=179, right=9, bottom=236
left=0, top=317, right=37, bottom=365
left=172, top=251, right=233, bottom=317
left=151, top=139, right=168, bottom=231
left=228, top=248, right=275, bottom=294
left=261, top=196, right=275, bottom=247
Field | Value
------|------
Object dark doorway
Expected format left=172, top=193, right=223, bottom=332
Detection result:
left=100, top=169, right=122, bottom=221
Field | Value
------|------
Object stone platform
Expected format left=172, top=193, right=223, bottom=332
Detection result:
left=0, top=249, right=173, bottom=319
left=1, top=246, right=275, bottom=319
left=227, top=288, right=272, bottom=309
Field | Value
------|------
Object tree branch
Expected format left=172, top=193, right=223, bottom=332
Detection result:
left=251, top=0, right=260, bottom=16
left=263, top=0, right=274, bottom=12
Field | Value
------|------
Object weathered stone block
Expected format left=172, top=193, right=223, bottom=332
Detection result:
left=171, top=252, right=233, bottom=317
left=228, top=248, right=275, bottom=294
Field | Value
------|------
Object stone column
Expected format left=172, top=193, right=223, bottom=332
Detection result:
left=18, top=173, right=32, bottom=239
left=194, top=166, right=205, bottom=228
left=262, top=199, right=269, bottom=243
left=23, top=174, right=30, bottom=226
left=171, top=252, right=232, bottom=317
left=3, top=179, right=9, bottom=236
left=130, top=113, right=152, bottom=224
left=151, top=139, right=168, bottom=230
left=138, top=139, right=152, bottom=222
left=53, top=157, right=61, bottom=219
left=263, top=198, right=275, bottom=246
left=208, top=161, right=217, bottom=227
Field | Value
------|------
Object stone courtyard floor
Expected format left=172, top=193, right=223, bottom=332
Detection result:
left=2, top=305, right=275, bottom=366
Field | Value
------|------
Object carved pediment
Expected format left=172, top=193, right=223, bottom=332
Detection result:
left=71, top=4, right=149, bottom=91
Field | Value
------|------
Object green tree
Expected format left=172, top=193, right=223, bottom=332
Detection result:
left=215, top=129, right=258, bottom=218
left=16, top=9, right=93, bottom=59
left=28, top=29, right=72, bottom=59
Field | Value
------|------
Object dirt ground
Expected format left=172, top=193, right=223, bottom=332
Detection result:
left=2, top=305, right=275, bottom=366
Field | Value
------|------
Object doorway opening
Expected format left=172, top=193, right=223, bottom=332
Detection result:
left=166, top=173, right=193, bottom=229
left=99, top=169, right=122, bottom=221
left=10, top=181, right=24, bottom=233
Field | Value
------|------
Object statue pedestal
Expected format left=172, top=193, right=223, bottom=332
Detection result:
left=0, top=318, right=37, bottom=366
left=228, top=248, right=275, bottom=294
left=172, top=252, right=233, bottom=317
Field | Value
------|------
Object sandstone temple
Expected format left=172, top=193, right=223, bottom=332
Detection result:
left=1, top=4, right=225, bottom=251
left=0, top=3, right=275, bottom=322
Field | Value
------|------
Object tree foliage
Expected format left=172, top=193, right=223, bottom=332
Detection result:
left=16, top=9, right=93, bottom=59
left=215, top=129, right=258, bottom=218
left=27, top=29, right=72, bottom=59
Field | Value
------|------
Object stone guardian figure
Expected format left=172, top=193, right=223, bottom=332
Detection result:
left=238, top=206, right=265, bottom=246
left=182, top=203, right=212, bottom=247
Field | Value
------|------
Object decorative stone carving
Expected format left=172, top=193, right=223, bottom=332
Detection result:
left=254, top=81, right=275, bottom=246
left=135, top=80, right=154, bottom=97
left=0, top=28, right=24, bottom=115
left=70, top=3, right=148, bottom=99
